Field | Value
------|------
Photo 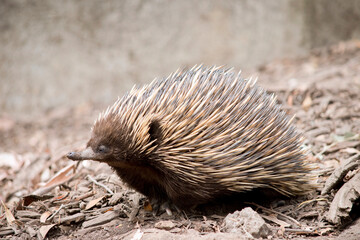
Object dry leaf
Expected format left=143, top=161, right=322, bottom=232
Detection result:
left=287, top=95, right=294, bottom=106
left=144, top=201, right=153, bottom=211
left=1, top=200, right=15, bottom=224
left=85, top=196, right=104, bottom=210
left=32, top=163, right=76, bottom=195
left=39, top=224, right=56, bottom=239
left=40, top=211, right=52, bottom=223
left=261, top=214, right=290, bottom=227
left=302, top=94, right=312, bottom=111
left=52, top=193, right=69, bottom=201
left=42, top=163, right=76, bottom=187
left=21, top=194, right=53, bottom=207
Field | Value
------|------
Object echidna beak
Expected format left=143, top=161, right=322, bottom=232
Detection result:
left=67, top=147, right=96, bottom=161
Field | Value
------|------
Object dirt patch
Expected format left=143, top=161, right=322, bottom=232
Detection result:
left=1, top=40, right=360, bottom=239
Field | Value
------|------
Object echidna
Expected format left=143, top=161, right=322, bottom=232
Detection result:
left=68, top=65, right=315, bottom=211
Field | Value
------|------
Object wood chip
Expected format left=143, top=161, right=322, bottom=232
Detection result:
left=82, top=211, right=119, bottom=228
left=321, top=154, right=360, bottom=194
left=0, top=227, right=14, bottom=236
left=58, top=212, right=85, bottom=224
left=327, top=171, right=360, bottom=225
left=16, top=210, right=41, bottom=219
left=326, top=141, right=360, bottom=154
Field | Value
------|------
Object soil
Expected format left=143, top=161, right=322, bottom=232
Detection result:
left=1, top=40, right=360, bottom=239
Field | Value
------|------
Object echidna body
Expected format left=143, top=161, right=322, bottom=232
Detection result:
left=68, top=66, right=314, bottom=209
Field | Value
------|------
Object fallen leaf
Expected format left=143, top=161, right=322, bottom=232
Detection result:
left=261, top=214, right=290, bottom=227
left=1, top=200, right=15, bottom=224
left=302, top=94, right=312, bottom=111
left=85, top=196, right=104, bottom=210
left=40, top=211, right=52, bottom=223
left=32, top=163, right=76, bottom=195
left=21, top=194, right=53, bottom=207
left=42, top=163, right=76, bottom=187
left=144, top=201, right=152, bottom=211
left=39, top=224, right=56, bottom=239
left=287, top=95, right=294, bottom=106
left=52, top=193, right=69, bottom=201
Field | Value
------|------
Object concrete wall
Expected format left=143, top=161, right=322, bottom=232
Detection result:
left=1, top=0, right=359, bottom=118
left=304, top=0, right=360, bottom=48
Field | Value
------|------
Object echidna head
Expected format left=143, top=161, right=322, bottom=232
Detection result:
left=67, top=109, right=162, bottom=168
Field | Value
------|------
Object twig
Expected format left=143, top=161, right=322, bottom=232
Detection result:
left=75, top=191, right=95, bottom=201
left=87, top=175, right=114, bottom=195
left=51, top=192, right=70, bottom=203
left=245, top=202, right=300, bottom=226
left=284, top=228, right=319, bottom=235
left=47, top=204, right=64, bottom=221
left=297, top=198, right=327, bottom=209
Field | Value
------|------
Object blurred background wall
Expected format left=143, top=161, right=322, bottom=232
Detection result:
left=1, top=0, right=360, bottom=118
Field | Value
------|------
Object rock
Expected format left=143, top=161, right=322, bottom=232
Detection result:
left=223, top=207, right=271, bottom=238
left=337, top=218, right=360, bottom=238
left=154, top=220, right=176, bottom=230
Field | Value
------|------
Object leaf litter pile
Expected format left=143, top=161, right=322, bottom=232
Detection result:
left=1, top=41, right=360, bottom=239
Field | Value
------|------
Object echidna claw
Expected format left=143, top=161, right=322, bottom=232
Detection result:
left=165, top=207, right=173, bottom=216
left=150, top=199, right=178, bottom=216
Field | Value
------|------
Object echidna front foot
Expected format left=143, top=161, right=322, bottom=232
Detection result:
left=150, top=199, right=181, bottom=216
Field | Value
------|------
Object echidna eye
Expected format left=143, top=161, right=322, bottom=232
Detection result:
left=97, top=145, right=108, bottom=153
